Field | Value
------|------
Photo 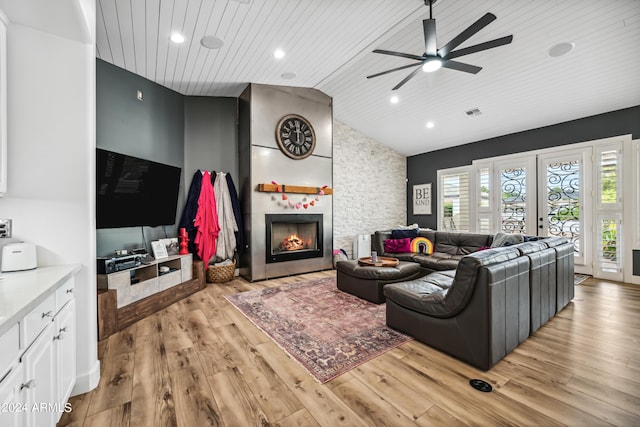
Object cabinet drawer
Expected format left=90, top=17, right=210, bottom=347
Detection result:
left=55, top=277, right=75, bottom=310
left=21, top=294, right=55, bottom=346
left=0, top=323, right=20, bottom=377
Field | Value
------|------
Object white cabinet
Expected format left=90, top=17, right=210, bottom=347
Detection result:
left=0, top=273, right=76, bottom=426
left=22, top=323, right=55, bottom=427
left=53, top=300, right=75, bottom=409
left=0, top=362, right=26, bottom=427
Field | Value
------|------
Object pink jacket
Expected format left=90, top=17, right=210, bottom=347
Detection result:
left=194, top=171, right=220, bottom=264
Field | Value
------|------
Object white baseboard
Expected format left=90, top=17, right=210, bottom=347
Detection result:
left=71, top=359, right=101, bottom=396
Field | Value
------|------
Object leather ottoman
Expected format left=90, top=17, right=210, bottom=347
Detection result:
left=335, top=260, right=422, bottom=303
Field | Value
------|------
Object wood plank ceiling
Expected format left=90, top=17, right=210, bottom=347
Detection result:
left=97, top=0, right=640, bottom=156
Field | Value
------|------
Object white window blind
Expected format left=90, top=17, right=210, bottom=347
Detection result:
left=597, top=148, right=621, bottom=207
left=440, top=171, right=470, bottom=232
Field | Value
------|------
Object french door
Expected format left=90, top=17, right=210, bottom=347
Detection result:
left=477, top=149, right=592, bottom=273
left=537, top=149, right=591, bottom=271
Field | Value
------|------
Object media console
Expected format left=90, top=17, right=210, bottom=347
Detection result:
left=96, top=254, right=205, bottom=340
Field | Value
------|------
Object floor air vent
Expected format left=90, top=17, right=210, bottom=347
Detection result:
left=469, top=379, right=493, bottom=392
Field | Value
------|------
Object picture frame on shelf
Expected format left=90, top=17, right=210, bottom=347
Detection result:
left=160, top=238, right=179, bottom=255
left=413, top=183, right=432, bottom=215
left=151, top=240, right=169, bottom=259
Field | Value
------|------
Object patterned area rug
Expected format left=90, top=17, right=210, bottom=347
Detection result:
left=225, top=277, right=412, bottom=383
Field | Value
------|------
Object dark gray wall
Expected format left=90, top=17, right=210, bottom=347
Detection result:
left=96, top=60, right=239, bottom=257
left=407, top=106, right=640, bottom=229
left=184, top=96, right=239, bottom=187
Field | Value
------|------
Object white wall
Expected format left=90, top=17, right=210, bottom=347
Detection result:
left=333, top=120, right=407, bottom=258
left=0, top=4, right=99, bottom=393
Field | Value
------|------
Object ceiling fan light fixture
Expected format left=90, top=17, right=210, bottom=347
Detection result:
left=422, top=58, right=442, bottom=73
left=390, top=95, right=399, bottom=104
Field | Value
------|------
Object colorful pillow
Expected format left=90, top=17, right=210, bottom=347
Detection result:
left=391, top=228, right=419, bottom=239
left=410, top=237, right=434, bottom=254
left=384, top=238, right=412, bottom=253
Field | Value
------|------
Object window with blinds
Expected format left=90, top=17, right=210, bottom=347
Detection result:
left=439, top=170, right=470, bottom=232
left=597, top=148, right=621, bottom=208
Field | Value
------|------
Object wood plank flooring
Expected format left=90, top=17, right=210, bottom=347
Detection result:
left=58, top=271, right=640, bottom=426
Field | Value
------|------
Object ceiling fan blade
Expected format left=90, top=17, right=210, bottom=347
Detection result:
left=423, top=19, right=437, bottom=56
left=442, top=60, right=482, bottom=74
left=367, top=63, right=423, bottom=79
left=392, top=66, right=423, bottom=91
left=373, top=49, right=425, bottom=62
left=438, top=13, right=496, bottom=58
left=446, top=35, right=513, bottom=60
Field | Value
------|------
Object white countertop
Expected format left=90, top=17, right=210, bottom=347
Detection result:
left=0, top=264, right=81, bottom=336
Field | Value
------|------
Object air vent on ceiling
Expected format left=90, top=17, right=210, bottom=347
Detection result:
left=465, top=108, right=482, bottom=118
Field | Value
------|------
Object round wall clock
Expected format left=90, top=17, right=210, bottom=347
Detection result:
left=275, top=114, right=316, bottom=160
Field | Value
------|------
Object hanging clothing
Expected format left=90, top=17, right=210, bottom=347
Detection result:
left=179, top=170, right=203, bottom=255
left=225, top=173, right=244, bottom=254
left=213, top=171, right=238, bottom=260
left=194, top=171, right=220, bottom=264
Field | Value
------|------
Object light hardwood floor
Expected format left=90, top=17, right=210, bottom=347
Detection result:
left=58, top=271, right=640, bottom=426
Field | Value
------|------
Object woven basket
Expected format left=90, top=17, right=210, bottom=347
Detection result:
left=206, top=259, right=236, bottom=283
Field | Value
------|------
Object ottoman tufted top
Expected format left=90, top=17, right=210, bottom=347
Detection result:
left=336, top=260, right=421, bottom=280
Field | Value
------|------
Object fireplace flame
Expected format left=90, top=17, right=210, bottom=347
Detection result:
left=281, top=234, right=306, bottom=251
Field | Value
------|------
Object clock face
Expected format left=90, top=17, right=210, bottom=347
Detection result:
left=275, top=114, right=316, bottom=160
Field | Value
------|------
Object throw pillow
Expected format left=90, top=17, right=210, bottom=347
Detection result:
left=410, top=237, right=434, bottom=254
left=384, top=238, right=411, bottom=253
left=490, top=232, right=524, bottom=248
left=391, top=228, right=420, bottom=239
left=395, top=223, right=420, bottom=230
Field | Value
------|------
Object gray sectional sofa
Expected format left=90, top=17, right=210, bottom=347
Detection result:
left=365, top=229, right=575, bottom=370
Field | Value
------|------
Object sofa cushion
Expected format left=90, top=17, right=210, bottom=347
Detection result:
left=413, top=253, right=459, bottom=271
left=384, top=272, right=455, bottom=313
left=434, top=232, right=493, bottom=255
left=490, top=232, right=524, bottom=248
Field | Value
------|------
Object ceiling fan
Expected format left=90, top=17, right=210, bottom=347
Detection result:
left=367, top=0, right=513, bottom=90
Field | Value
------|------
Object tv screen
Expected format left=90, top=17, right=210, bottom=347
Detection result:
left=96, top=149, right=182, bottom=229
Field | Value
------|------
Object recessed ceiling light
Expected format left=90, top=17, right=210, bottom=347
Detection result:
left=426, top=121, right=435, bottom=129
left=548, top=42, right=575, bottom=58
left=274, top=49, right=285, bottom=59
left=390, top=96, right=399, bottom=104
left=170, top=32, right=185, bottom=44
left=201, top=35, right=224, bottom=49
left=281, top=72, right=296, bottom=80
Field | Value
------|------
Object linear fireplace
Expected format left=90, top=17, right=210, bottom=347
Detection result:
left=265, top=214, right=323, bottom=264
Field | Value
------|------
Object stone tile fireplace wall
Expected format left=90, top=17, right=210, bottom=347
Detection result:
left=238, top=84, right=333, bottom=281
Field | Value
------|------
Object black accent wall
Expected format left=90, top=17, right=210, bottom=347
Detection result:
left=407, top=106, right=640, bottom=229
left=96, top=59, right=239, bottom=256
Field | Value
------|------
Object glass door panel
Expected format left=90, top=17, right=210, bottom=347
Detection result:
left=538, top=150, right=589, bottom=269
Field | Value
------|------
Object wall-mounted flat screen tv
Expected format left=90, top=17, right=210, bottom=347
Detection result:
left=96, top=148, right=182, bottom=229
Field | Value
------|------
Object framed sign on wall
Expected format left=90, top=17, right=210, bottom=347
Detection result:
left=413, top=183, right=432, bottom=215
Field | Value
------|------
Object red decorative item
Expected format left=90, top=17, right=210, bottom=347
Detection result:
left=310, top=200, right=315, bottom=206
left=179, top=228, right=189, bottom=255
left=303, top=203, right=309, bottom=209
left=282, top=194, right=288, bottom=200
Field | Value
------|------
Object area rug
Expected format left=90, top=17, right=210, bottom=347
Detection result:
left=225, top=277, right=412, bottom=383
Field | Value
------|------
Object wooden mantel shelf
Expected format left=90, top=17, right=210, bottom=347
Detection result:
left=258, top=183, right=333, bottom=195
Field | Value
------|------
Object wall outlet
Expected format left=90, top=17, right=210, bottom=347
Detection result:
left=0, top=219, right=12, bottom=238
